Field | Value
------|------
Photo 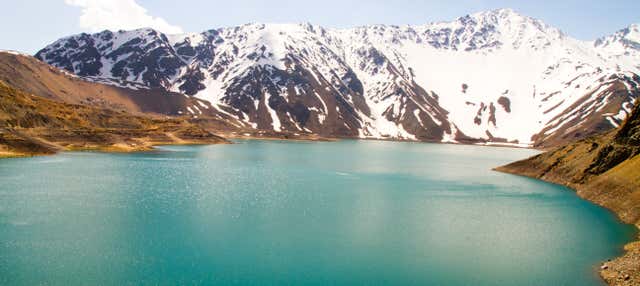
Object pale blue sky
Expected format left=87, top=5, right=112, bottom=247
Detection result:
left=1, top=0, right=638, bottom=54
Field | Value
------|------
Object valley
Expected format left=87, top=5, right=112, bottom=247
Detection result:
left=0, top=6, right=638, bottom=286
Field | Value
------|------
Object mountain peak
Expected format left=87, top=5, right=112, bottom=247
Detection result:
left=594, top=23, right=640, bottom=50
left=464, top=8, right=537, bottom=23
left=623, top=23, right=640, bottom=43
left=416, top=8, right=565, bottom=51
left=470, top=7, right=521, bottom=18
left=33, top=9, right=640, bottom=146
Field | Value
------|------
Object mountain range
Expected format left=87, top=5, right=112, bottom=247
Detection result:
left=31, top=8, right=640, bottom=147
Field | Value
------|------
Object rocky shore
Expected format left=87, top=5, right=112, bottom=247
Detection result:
left=496, top=103, right=640, bottom=286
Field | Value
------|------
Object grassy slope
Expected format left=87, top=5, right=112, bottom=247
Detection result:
left=496, top=103, right=640, bottom=285
left=0, top=80, right=228, bottom=157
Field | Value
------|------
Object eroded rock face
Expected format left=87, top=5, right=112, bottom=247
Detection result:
left=616, top=99, right=640, bottom=145
left=36, top=9, right=640, bottom=146
left=497, top=96, right=511, bottom=113
left=585, top=103, right=640, bottom=176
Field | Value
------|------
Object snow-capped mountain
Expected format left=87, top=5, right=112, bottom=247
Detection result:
left=35, top=8, right=640, bottom=146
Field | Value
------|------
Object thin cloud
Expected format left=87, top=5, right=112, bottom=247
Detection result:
left=65, top=0, right=184, bottom=34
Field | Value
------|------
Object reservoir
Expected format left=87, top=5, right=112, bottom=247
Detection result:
left=0, top=140, right=634, bottom=285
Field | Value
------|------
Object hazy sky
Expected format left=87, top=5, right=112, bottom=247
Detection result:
left=2, top=0, right=639, bottom=54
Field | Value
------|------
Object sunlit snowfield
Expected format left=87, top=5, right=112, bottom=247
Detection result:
left=0, top=140, right=634, bottom=285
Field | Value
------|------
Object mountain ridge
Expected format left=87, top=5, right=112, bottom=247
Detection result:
left=35, top=8, right=640, bottom=147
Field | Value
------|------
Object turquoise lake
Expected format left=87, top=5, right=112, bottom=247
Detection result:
left=0, top=140, right=635, bottom=285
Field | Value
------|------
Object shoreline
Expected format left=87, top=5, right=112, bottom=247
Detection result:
left=495, top=166, right=640, bottom=285
left=0, top=136, right=232, bottom=159
left=3, top=119, right=545, bottom=160
left=0, top=150, right=33, bottom=158
left=493, top=100, right=640, bottom=285
left=0, top=133, right=539, bottom=159
left=225, top=132, right=541, bottom=149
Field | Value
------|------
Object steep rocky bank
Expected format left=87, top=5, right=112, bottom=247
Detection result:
left=496, top=102, right=640, bottom=285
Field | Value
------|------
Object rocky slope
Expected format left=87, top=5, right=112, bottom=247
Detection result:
left=0, top=51, right=245, bottom=131
left=0, top=80, right=228, bottom=158
left=35, top=9, right=640, bottom=146
left=496, top=102, right=640, bottom=285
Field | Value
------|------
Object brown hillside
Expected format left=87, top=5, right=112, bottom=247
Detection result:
left=0, top=52, right=243, bottom=131
left=0, top=80, right=228, bottom=157
left=496, top=102, right=640, bottom=285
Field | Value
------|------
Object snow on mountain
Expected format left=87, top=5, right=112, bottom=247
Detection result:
left=35, top=9, right=640, bottom=146
left=0, top=50, right=30, bottom=56
left=594, top=23, right=640, bottom=71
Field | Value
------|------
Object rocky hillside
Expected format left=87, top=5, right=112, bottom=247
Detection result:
left=496, top=102, right=640, bottom=285
left=0, top=80, right=227, bottom=157
left=0, top=51, right=244, bottom=131
left=35, top=9, right=640, bottom=146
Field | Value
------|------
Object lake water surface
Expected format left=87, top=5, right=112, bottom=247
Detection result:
left=0, top=140, right=635, bottom=285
